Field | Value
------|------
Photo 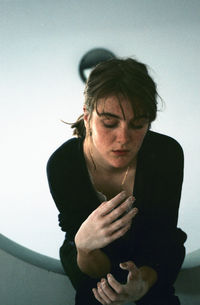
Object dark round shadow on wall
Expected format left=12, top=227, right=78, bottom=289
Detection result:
left=79, top=48, right=116, bottom=83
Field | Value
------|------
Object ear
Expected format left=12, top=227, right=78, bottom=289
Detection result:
left=83, top=105, right=90, bottom=128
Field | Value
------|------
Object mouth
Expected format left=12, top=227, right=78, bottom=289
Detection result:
left=112, top=150, right=130, bottom=156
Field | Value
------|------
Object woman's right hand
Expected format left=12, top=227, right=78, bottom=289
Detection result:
left=75, top=191, right=138, bottom=252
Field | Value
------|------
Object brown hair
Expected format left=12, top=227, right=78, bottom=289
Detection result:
left=72, top=57, right=159, bottom=138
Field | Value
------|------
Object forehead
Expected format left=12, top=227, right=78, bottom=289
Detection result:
left=96, top=96, right=134, bottom=119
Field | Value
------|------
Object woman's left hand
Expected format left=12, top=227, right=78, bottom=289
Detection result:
left=92, top=261, right=149, bottom=305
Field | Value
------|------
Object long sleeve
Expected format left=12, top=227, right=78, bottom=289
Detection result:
left=132, top=131, right=187, bottom=292
left=46, top=132, right=187, bottom=294
left=46, top=137, right=101, bottom=288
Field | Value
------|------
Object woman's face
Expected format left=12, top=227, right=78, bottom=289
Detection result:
left=84, top=96, right=149, bottom=170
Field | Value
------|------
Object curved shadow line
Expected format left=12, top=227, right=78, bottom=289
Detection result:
left=0, top=234, right=65, bottom=274
left=1, top=232, right=200, bottom=295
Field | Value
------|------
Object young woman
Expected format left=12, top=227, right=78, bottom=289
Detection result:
left=47, top=58, right=187, bottom=305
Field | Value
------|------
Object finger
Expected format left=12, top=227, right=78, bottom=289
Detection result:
left=97, top=281, right=112, bottom=304
left=108, top=207, right=138, bottom=233
left=100, top=191, right=127, bottom=215
left=108, top=221, right=132, bottom=242
left=106, top=273, right=124, bottom=294
left=108, top=196, right=136, bottom=223
left=120, top=261, right=139, bottom=280
left=120, top=260, right=137, bottom=269
left=92, top=288, right=107, bottom=305
left=100, top=278, right=118, bottom=302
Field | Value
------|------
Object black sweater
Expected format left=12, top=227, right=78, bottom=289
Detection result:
left=47, top=130, right=187, bottom=290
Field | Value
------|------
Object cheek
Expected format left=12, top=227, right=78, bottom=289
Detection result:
left=93, top=125, right=113, bottom=145
left=132, top=130, right=148, bottom=147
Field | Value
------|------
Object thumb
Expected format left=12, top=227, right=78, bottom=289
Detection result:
left=119, top=262, right=129, bottom=270
left=120, top=261, right=135, bottom=270
left=120, top=261, right=138, bottom=279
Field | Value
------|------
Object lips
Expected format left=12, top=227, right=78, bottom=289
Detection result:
left=112, top=150, right=129, bottom=156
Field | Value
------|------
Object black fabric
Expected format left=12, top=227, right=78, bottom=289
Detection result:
left=47, top=130, right=187, bottom=304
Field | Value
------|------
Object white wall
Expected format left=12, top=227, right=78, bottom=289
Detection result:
left=0, top=0, right=199, bottom=258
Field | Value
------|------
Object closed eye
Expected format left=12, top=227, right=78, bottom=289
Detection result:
left=130, top=118, right=149, bottom=129
left=101, top=116, right=149, bottom=129
left=130, top=124, right=144, bottom=129
left=103, top=122, right=144, bottom=129
left=103, top=122, right=118, bottom=128
left=101, top=116, right=119, bottom=128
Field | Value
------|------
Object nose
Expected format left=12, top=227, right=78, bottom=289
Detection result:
left=116, top=125, right=130, bottom=144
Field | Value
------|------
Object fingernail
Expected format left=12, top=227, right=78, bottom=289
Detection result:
left=133, top=207, right=138, bottom=214
left=130, top=196, right=136, bottom=202
left=121, top=262, right=127, bottom=267
left=126, top=196, right=133, bottom=204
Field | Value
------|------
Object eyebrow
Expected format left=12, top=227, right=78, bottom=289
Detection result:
left=98, top=112, right=149, bottom=121
left=98, top=112, right=121, bottom=119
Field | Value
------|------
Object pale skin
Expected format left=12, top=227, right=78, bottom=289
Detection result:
left=75, top=96, right=158, bottom=304
left=93, top=262, right=153, bottom=304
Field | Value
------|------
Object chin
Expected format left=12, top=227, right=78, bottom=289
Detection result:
left=112, top=155, right=137, bottom=168
left=109, top=159, right=130, bottom=169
